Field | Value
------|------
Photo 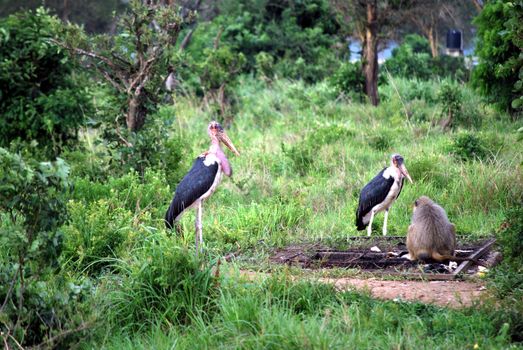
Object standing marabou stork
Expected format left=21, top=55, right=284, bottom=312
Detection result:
left=355, top=154, right=413, bottom=236
left=165, top=121, right=240, bottom=253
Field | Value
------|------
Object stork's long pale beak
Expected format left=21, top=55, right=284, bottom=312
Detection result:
left=400, top=164, right=413, bottom=183
left=219, top=132, right=240, bottom=156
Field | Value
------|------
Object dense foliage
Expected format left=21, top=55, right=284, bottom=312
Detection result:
left=217, top=0, right=342, bottom=82
left=0, top=8, right=92, bottom=158
left=383, top=34, right=468, bottom=81
left=0, top=148, right=91, bottom=347
left=472, top=0, right=523, bottom=116
left=0, top=1, right=522, bottom=348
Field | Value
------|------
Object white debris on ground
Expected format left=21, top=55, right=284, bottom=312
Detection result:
left=370, top=246, right=381, bottom=252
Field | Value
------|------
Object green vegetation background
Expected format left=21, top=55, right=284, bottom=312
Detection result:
left=0, top=0, right=522, bottom=348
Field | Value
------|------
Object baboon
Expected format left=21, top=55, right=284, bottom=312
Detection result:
left=407, top=196, right=477, bottom=264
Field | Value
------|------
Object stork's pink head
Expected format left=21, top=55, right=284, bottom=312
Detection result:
left=391, top=153, right=413, bottom=183
left=208, top=121, right=240, bottom=156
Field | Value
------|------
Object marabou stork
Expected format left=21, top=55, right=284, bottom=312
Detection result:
left=165, top=121, right=240, bottom=253
left=355, top=154, right=413, bottom=236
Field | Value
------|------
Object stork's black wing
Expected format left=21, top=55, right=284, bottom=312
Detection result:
left=165, top=156, right=219, bottom=229
left=355, top=168, right=395, bottom=230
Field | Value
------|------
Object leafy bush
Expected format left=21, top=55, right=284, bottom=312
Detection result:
left=85, top=106, right=186, bottom=182
left=61, top=200, right=133, bottom=275
left=218, top=0, right=341, bottom=82
left=383, top=34, right=468, bottom=81
left=450, top=132, right=488, bottom=161
left=496, top=206, right=523, bottom=267
left=407, top=155, right=454, bottom=189
left=437, top=80, right=463, bottom=128
left=0, top=148, right=91, bottom=347
left=432, top=55, right=468, bottom=82
left=488, top=206, right=523, bottom=342
left=62, top=168, right=172, bottom=274
left=383, top=40, right=433, bottom=80
left=472, top=0, right=523, bottom=116
left=100, top=236, right=218, bottom=332
left=329, top=61, right=366, bottom=101
left=0, top=8, right=92, bottom=158
left=255, top=51, right=275, bottom=82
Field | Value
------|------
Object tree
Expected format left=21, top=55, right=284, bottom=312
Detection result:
left=472, top=0, right=522, bottom=116
left=57, top=0, right=194, bottom=133
left=216, top=0, right=341, bottom=82
left=0, top=8, right=92, bottom=158
left=331, top=0, right=408, bottom=106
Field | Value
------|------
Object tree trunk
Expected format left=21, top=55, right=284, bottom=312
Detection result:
left=127, top=96, right=139, bottom=131
left=62, top=0, right=70, bottom=22
left=363, top=0, right=379, bottom=106
left=429, top=26, right=439, bottom=57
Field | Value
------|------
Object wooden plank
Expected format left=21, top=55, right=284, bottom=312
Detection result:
left=453, top=238, right=496, bottom=276
left=370, top=271, right=458, bottom=281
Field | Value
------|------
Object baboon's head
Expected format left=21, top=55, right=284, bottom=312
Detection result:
left=413, top=196, right=434, bottom=212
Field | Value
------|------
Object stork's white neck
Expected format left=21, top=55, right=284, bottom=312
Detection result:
left=383, top=165, right=402, bottom=181
left=208, top=139, right=232, bottom=176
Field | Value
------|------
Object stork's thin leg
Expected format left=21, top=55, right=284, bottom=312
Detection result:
left=367, top=210, right=375, bottom=237
left=175, top=221, right=182, bottom=237
left=383, top=209, right=389, bottom=236
left=195, top=201, right=203, bottom=256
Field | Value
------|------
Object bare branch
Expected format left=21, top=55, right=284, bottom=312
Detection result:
left=179, top=28, right=195, bottom=51
left=51, top=39, right=118, bottom=70
left=32, top=322, right=91, bottom=350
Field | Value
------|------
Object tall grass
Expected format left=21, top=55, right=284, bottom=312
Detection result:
left=95, top=273, right=513, bottom=349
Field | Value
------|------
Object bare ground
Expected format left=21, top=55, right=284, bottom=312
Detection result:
left=231, top=237, right=498, bottom=308
left=238, top=270, right=487, bottom=308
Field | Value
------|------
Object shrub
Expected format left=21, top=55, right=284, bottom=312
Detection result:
left=383, top=42, right=433, bottom=80
left=88, top=108, right=186, bottom=182
left=100, top=236, right=218, bottom=332
left=61, top=199, right=133, bottom=275
left=61, top=168, right=172, bottom=274
left=496, top=206, right=523, bottom=267
left=0, top=148, right=91, bottom=347
left=433, top=55, right=468, bottom=82
left=218, top=0, right=341, bottom=82
left=383, top=34, right=468, bottom=82
left=450, top=132, right=488, bottom=161
left=0, top=8, right=92, bottom=158
left=472, top=0, right=522, bottom=116
left=488, top=206, right=523, bottom=342
left=437, top=81, right=463, bottom=129
left=329, top=61, right=366, bottom=101
left=367, top=133, right=392, bottom=151
left=255, top=51, right=275, bottom=82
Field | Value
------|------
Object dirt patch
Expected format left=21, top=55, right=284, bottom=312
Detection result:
left=239, top=270, right=487, bottom=308
left=269, top=237, right=500, bottom=280
left=249, top=236, right=500, bottom=308
left=323, top=277, right=486, bottom=308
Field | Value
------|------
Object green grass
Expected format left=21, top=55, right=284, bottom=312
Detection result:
left=93, top=272, right=516, bottom=350
left=62, top=76, right=523, bottom=348
left=158, top=78, right=521, bottom=256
